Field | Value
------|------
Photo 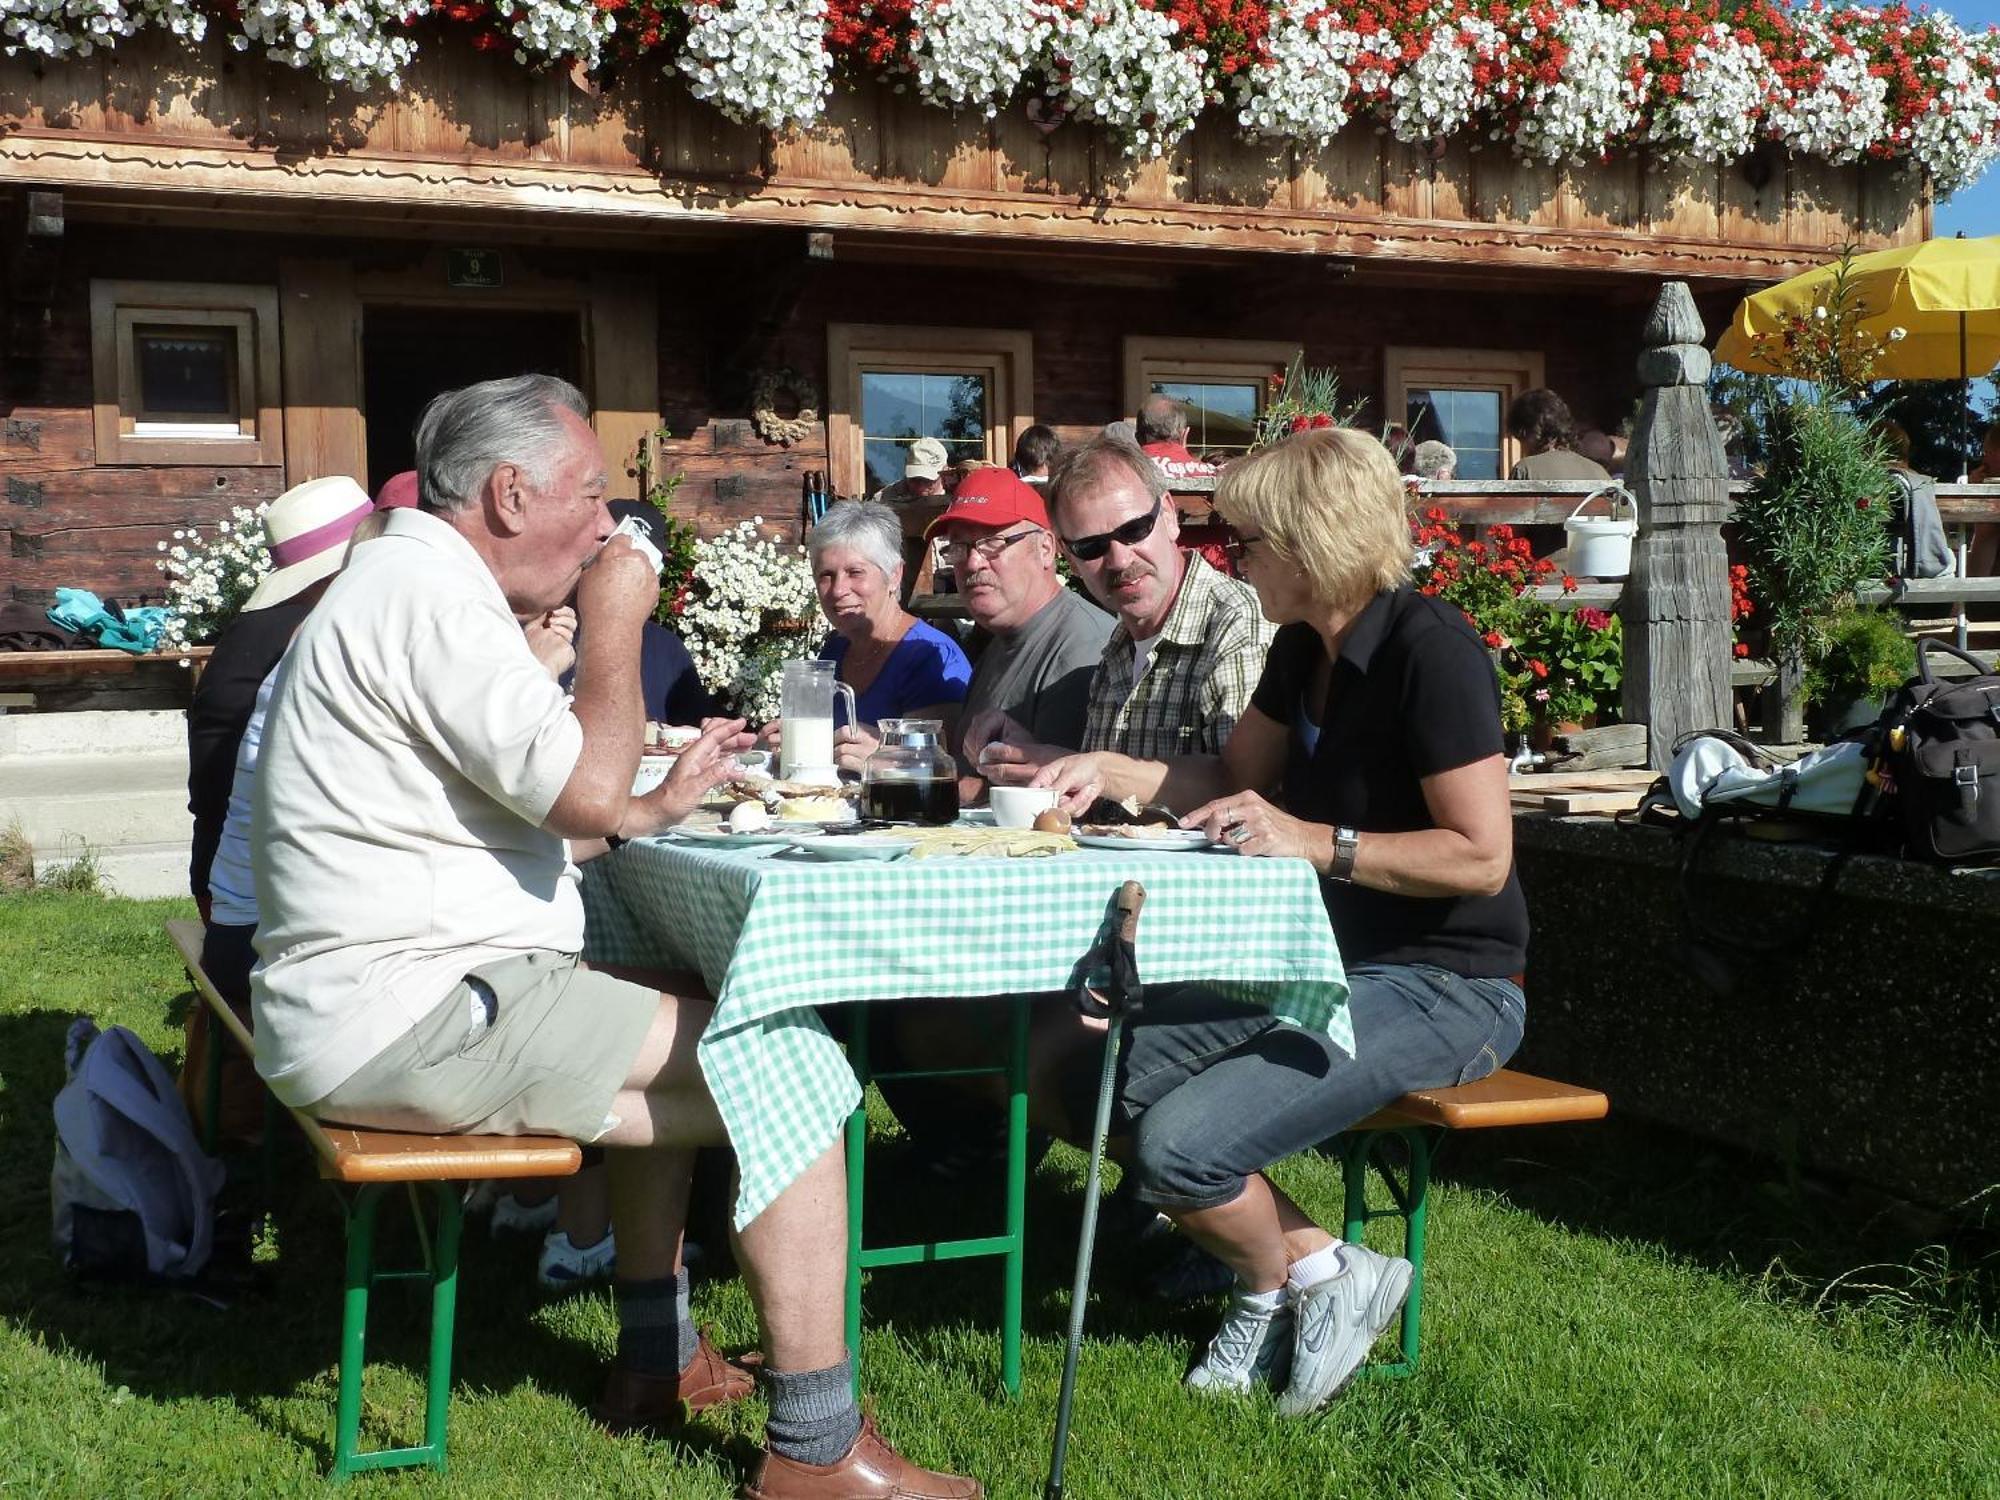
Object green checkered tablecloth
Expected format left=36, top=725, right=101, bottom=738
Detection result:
left=582, top=837, right=1350, bottom=1228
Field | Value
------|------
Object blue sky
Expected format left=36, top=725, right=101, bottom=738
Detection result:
left=1928, top=0, right=2000, bottom=412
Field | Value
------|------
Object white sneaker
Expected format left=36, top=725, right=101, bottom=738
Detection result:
left=1184, top=1289, right=1294, bottom=1396
left=1275, top=1244, right=1412, bottom=1416
left=490, top=1192, right=559, bottom=1238
left=538, top=1229, right=616, bottom=1291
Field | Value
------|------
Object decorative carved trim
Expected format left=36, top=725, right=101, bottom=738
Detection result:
left=0, top=133, right=1885, bottom=282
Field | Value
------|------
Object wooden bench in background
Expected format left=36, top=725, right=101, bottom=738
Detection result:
left=1342, top=1068, right=1609, bottom=1377
left=164, top=919, right=581, bottom=1480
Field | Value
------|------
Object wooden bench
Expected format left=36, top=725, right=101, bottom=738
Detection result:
left=1340, top=1068, right=1609, bottom=1378
left=164, top=919, right=581, bottom=1480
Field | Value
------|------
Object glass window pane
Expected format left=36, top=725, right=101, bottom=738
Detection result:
left=1151, top=379, right=1261, bottom=455
left=137, top=328, right=234, bottom=417
left=1407, top=386, right=1502, bottom=481
left=861, top=370, right=988, bottom=444
left=861, top=372, right=928, bottom=440
left=864, top=438, right=908, bottom=493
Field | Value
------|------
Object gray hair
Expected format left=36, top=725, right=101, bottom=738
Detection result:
left=1136, top=393, right=1190, bottom=445
left=414, top=374, right=590, bottom=515
left=1046, top=433, right=1169, bottom=528
left=807, top=500, right=905, bottom=578
left=1413, top=439, right=1456, bottom=480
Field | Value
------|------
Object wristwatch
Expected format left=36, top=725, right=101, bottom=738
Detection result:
left=1328, top=826, right=1360, bottom=882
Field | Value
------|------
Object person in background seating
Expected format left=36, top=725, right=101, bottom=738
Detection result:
left=1969, top=419, right=2000, bottom=577
left=1137, top=393, right=1219, bottom=481
left=1012, top=424, right=1061, bottom=486
left=872, top=435, right=951, bottom=506
left=1412, top=440, right=1456, bottom=482
left=180, top=476, right=378, bottom=1142
left=1029, top=426, right=1527, bottom=1418
left=1508, top=390, right=1611, bottom=482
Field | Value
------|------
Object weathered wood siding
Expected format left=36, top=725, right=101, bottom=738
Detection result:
left=0, top=35, right=1926, bottom=281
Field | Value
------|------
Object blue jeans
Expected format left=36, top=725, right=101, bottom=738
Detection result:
left=1122, top=964, right=1526, bottom=1211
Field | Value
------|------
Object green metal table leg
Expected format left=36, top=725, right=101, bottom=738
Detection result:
left=1339, top=1134, right=1370, bottom=1245
left=845, top=1007, right=872, bottom=1398
left=999, top=994, right=1029, bottom=1399
left=1397, top=1129, right=1432, bottom=1371
left=1338, top=1127, right=1436, bottom=1381
left=333, top=1183, right=388, bottom=1483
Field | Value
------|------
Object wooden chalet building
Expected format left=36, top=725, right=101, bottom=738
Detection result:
left=0, top=31, right=1933, bottom=608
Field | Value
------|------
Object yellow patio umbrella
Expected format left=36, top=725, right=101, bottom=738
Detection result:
left=1715, top=233, right=2000, bottom=475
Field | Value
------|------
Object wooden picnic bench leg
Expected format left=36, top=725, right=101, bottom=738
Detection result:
left=1339, top=1127, right=1435, bottom=1380
left=331, top=1180, right=463, bottom=1480
left=201, top=1006, right=223, bottom=1158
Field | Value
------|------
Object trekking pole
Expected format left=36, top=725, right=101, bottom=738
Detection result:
left=1044, top=880, right=1146, bottom=1500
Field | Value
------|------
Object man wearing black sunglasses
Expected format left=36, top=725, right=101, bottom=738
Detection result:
left=970, top=433, right=1271, bottom=782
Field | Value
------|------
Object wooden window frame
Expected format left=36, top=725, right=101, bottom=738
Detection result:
left=91, top=280, right=283, bottom=466
left=1383, top=346, right=1546, bottom=479
left=1121, top=336, right=1299, bottom=452
left=828, top=324, right=1033, bottom=499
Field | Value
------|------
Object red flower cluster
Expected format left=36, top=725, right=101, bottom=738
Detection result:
left=1287, top=412, right=1338, bottom=433
left=1412, top=509, right=1560, bottom=601
left=825, top=0, right=914, bottom=76
left=1728, top=560, right=1755, bottom=657
left=1157, top=0, right=1272, bottom=78
left=1574, top=606, right=1614, bottom=632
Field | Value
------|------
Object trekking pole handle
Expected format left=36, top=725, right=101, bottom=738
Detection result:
left=1114, top=880, right=1145, bottom=946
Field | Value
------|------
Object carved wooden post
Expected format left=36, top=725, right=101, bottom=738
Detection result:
left=1622, top=283, right=1734, bottom=768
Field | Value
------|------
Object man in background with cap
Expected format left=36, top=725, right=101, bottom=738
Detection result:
left=926, top=468, right=1110, bottom=796
left=871, top=435, right=950, bottom=505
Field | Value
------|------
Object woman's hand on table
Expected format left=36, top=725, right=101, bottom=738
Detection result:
left=834, top=724, right=879, bottom=775
left=1182, top=791, right=1333, bottom=868
left=624, top=718, right=754, bottom=836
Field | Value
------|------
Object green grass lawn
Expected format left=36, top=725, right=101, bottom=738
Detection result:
left=1, top=891, right=1995, bottom=1498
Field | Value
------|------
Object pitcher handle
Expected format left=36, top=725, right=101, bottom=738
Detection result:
left=835, top=681, right=859, bottom=736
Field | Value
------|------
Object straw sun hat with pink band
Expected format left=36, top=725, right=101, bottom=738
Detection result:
left=240, top=476, right=375, bottom=612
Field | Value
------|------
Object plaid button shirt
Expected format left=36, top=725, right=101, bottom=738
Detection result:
left=1082, top=551, right=1275, bottom=760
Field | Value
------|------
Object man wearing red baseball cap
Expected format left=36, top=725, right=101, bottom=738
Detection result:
left=927, top=467, right=1110, bottom=780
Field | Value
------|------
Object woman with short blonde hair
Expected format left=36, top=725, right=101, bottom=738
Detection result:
left=1027, top=425, right=1527, bottom=1416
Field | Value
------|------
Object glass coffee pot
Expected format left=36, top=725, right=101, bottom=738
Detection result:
left=861, top=719, right=960, bottom=825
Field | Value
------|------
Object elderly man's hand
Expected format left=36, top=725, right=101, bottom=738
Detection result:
left=979, top=737, right=1063, bottom=787
left=1029, top=753, right=1116, bottom=817
left=576, top=534, right=658, bottom=633
left=623, top=718, right=754, bottom=836
left=525, top=606, right=578, bottom=679
left=960, top=707, right=1026, bottom=768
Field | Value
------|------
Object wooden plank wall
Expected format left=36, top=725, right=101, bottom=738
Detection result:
left=5, top=217, right=1698, bottom=604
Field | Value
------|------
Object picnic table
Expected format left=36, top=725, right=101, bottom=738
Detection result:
left=580, top=832, right=1350, bottom=1391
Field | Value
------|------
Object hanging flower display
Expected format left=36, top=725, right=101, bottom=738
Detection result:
left=6, top=0, right=1999, bottom=192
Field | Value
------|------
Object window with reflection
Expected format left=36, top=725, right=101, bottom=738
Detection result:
left=1405, top=386, right=1505, bottom=481
left=134, top=328, right=238, bottom=428
left=859, top=371, right=988, bottom=492
left=1148, top=379, right=1260, bottom=458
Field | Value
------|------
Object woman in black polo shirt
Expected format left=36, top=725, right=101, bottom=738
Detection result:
left=1034, top=426, right=1526, bottom=1416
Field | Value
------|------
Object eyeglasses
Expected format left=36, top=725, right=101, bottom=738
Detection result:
left=1060, top=493, right=1163, bottom=562
left=939, top=528, right=1041, bottom=566
left=1222, top=531, right=1265, bottom=564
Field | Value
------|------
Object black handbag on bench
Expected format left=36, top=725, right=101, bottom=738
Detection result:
left=1877, top=639, right=2000, bottom=866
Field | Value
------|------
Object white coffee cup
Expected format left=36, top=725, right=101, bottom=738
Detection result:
left=989, top=785, right=1056, bottom=829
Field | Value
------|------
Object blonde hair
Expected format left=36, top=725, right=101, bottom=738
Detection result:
left=1214, top=427, right=1410, bottom=609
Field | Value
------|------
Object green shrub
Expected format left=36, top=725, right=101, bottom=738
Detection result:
left=1803, top=606, right=1916, bottom=716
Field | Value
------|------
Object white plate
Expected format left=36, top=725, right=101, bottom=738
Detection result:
left=783, top=830, right=923, bottom=861
left=665, top=824, right=799, bottom=848
left=1075, top=829, right=1217, bottom=853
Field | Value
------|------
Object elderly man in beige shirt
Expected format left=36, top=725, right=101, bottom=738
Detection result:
left=251, top=375, right=978, bottom=1500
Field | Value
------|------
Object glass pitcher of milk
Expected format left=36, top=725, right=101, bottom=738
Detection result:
left=778, top=659, right=856, bottom=782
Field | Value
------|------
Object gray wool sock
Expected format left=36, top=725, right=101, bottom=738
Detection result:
left=764, top=1357, right=863, bottom=1467
left=614, top=1269, right=697, bottom=1377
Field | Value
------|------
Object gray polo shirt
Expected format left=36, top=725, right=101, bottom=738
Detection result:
left=958, top=586, right=1113, bottom=754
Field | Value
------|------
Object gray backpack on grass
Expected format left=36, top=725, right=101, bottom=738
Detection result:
left=51, top=1019, right=225, bottom=1280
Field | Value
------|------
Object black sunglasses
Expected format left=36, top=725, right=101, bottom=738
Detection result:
left=1060, top=493, right=1163, bottom=562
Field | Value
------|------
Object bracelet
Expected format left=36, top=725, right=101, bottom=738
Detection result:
left=1328, top=826, right=1360, bottom=882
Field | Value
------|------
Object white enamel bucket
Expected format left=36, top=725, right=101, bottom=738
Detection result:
left=1563, top=485, right=1638, bottom=579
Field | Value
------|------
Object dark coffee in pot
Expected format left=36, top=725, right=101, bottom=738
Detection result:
left=863, top=777, right=959, bottom=825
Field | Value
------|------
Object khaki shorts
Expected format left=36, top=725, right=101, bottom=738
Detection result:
left=306, top=951, right=661, bottom=1143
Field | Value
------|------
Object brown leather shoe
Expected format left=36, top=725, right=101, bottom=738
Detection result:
left=739, top=1414, right=983, bottom=1499
left=594, top=1334, right=757, bottom=1435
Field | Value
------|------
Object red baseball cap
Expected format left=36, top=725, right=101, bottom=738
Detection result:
left=923, top=467, right=1051, bottom=538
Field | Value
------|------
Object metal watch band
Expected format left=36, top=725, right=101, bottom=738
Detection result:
left=1329, top=826, right=1360, bottom=882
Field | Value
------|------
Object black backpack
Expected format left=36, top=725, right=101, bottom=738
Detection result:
left=1875, top=639, right=2000, bottom=865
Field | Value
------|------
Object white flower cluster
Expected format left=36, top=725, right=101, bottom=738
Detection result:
left=1388, top=14, right=1508, bottom=146
left=505, top=0, right=616, bottom=71
left=1647, top=24, right=1777, bottom=164
left=230, top=0, right=425, bottom=89
left=677, top=518, right=822, bottom=716
left=1046, top=0, right=1206, bottom=159
left=154, top=504, right=274, bottom=653
left=1907, top=30, right=2000, bottom=196
left=2, top=0, right=204, bottom=60
left=1235, top=1, right=1362, bottom=147
left=1771, top=9, right=1890, bottom=164
left=1510, top=3, right=1647, bottom=163
left=908, top=0, right=1054, bottom=118
left=678, top=0, right=832, bottom=133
